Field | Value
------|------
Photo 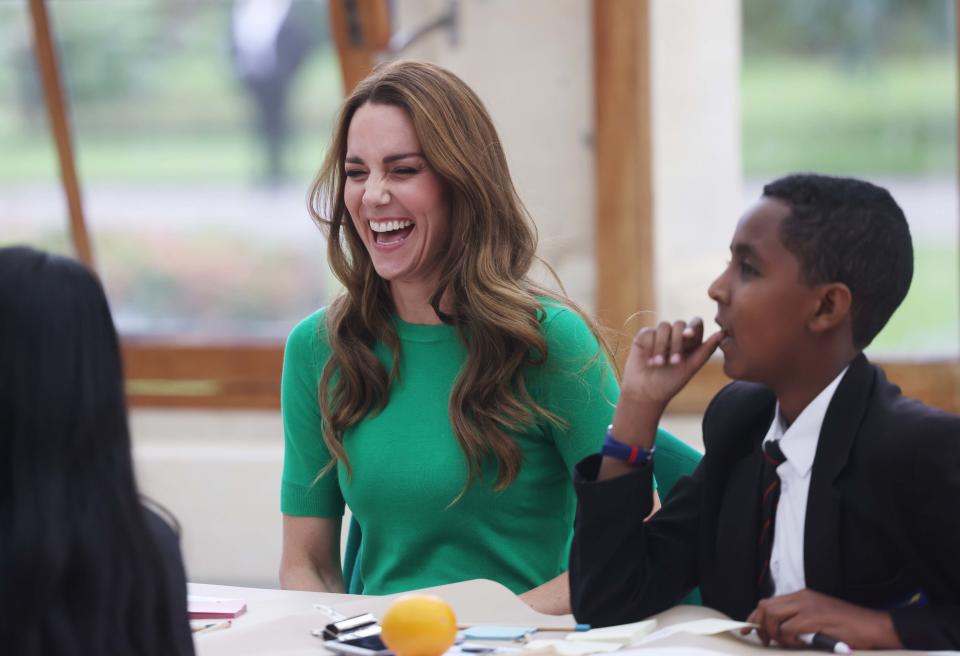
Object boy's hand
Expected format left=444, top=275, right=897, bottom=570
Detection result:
left=742, top=589, right=902, bottom=650
left=602, top=318, right=721, bottom=459
left=620, top=317, right=722, bottom=407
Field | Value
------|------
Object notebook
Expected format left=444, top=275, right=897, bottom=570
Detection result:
left=187, top=594, right=247, bottom=619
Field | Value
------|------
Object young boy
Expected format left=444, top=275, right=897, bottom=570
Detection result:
left=569, top=174, right=959, bottom=650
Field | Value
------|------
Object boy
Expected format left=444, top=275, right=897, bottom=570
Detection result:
left=569, top=174, right=959, bottom=650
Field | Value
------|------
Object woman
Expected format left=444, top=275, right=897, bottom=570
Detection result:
left=279, top=61, right=659, bottom=613
left=0, top=246, right=194, bottom=655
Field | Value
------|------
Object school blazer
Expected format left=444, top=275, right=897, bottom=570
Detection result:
left=569, top=354, right=960, bottom=650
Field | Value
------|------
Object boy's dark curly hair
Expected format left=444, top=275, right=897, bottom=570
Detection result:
left=763, top=173, right=913, bottom=348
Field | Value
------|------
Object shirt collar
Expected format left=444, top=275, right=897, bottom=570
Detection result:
left=763, top=366, right=850, bottom=478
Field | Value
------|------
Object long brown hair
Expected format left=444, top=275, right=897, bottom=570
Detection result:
left=309, top=60, right=611, bottom=495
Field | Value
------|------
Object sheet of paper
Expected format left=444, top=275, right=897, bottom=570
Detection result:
left=565, top=619, right=657, bottom=645
left=619, top=648, right=736, bottom=656
left=525, top=639, right=622, bottom=655
left=631, top=618, right=755, bottom=646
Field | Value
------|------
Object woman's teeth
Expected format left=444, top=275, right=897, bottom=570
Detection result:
left=370, top=219, right=415, bottom=245
left=370, top=219, right=413, bottom=233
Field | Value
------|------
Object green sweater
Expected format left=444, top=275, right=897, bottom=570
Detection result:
left=281, top=302, right=653, bottom=595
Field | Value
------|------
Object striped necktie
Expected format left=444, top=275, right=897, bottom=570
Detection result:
left=757, top=439, right=787, bottom=598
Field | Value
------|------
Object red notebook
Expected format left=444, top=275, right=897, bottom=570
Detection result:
left=187, top=595, right=247, bottom=620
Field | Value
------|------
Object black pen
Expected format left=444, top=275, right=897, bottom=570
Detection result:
left=799, top=632, right=852, bottom=654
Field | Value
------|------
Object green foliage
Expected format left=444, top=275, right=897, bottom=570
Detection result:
left=743, top=0, right=954, bottom=60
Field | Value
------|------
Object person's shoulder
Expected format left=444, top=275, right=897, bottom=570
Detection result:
left=707, top=380, right=775, bottom=415
left=536, top=297, right=596, bottom=342
left=702, top=380, right=776, bottom=452
left=532, top=298, right=608, bottom=367
left=285, top=306, right=332, bottom=360
left=141, top=503, right=183, bottom=564
left=868, top=362, right=960, bottom=447
left=288, top=306, right=331, bottom=341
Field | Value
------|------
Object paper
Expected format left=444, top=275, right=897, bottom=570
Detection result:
left=525, top=639, right=622, bottom=656
left=662, top=618, right=754, bottom=635
left=187, top=594, right=248, bottom=619
left=565, top=620, right=657, bottom=645
left=620, top=648, right=734, bottom=656
left=631, top=618, right=755, bottom=646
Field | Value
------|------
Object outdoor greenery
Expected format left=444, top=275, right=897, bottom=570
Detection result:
left=742, top=55, right=956, bottom=176
left=741, top=0, right=957, bottom=357
left=0, top=0, right=340, bottom=184
left=870, top=244, right=958, bottom=356
left=1, top=0, right=956, bottom=351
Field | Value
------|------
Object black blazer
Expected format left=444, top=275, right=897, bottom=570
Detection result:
left=570, top=354, right=960, bottom=650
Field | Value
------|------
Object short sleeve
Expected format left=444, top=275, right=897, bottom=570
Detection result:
left=537, top=306, right=620, bottom=472
left=280, top=310, right=345, bottom=517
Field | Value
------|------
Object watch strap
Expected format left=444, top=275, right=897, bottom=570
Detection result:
left=601, top=425, right=655, bottom=465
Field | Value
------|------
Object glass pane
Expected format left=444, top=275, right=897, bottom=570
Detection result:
left=40, top=0, right=340, bottom=339
left=0, top=1, right=72, bottom=255
left=742, top=0, right=959, bottom=358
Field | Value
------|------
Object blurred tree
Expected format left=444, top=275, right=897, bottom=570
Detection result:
left=743, top=0, right=954, bottom=63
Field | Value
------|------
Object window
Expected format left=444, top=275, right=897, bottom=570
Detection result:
left=742, top=0, right=959, bottom=359
left=3, top=0, right=344, bottom=405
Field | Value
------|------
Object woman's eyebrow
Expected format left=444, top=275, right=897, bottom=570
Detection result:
left=383, top=152, right=424, bottom=163
left=344, top=152, right=424, bottom=165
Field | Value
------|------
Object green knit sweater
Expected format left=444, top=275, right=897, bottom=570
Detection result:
left=280, top=301, right=663, bottom=595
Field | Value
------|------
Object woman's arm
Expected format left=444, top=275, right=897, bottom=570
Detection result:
left=520, top=488, right=660, bottom=616
left=520, top=571, right=572, bottom=615
left=279, top=515, right=345, bottom=592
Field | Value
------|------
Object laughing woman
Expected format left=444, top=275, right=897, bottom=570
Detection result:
left=279, top=60, right=658, bottom=614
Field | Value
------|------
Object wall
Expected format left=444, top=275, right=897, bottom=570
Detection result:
left=651, top=0, right=742, bottom=324
left=391, top=0, right=596, bottom=306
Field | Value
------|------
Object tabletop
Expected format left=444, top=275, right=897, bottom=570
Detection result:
left=188, top=580, right=938, bottom=656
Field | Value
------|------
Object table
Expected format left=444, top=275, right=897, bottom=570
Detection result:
left=188, top=580, right=933, bottom=656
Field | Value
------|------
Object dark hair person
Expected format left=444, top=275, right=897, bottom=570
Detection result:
left=0, top=246, right=193, bottom=655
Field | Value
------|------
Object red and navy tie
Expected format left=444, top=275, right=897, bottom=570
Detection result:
left=757, top=439, right=787, bottom=598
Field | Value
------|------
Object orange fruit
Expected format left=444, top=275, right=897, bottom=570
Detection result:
left=380, top=594, right=458, bottom=656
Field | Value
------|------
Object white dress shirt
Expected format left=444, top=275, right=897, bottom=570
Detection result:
left=762, top=366, right=849, bottom=597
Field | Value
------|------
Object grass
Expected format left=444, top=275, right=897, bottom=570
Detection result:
left=742, top=56, right=957, bottom=176
left=869, top=242, right=959, bottom=357
left=0, top=46, right=342, bottom=184
left=0, top=130, right=332, bottom=184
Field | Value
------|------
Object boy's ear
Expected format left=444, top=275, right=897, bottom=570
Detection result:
left=809, top=282, right=852, bottom=334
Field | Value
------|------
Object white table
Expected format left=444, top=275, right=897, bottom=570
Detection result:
left=188, top=580, right=932, bottom=656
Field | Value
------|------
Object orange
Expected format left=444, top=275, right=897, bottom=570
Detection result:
left=380, top=594, right=458, bottom=656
